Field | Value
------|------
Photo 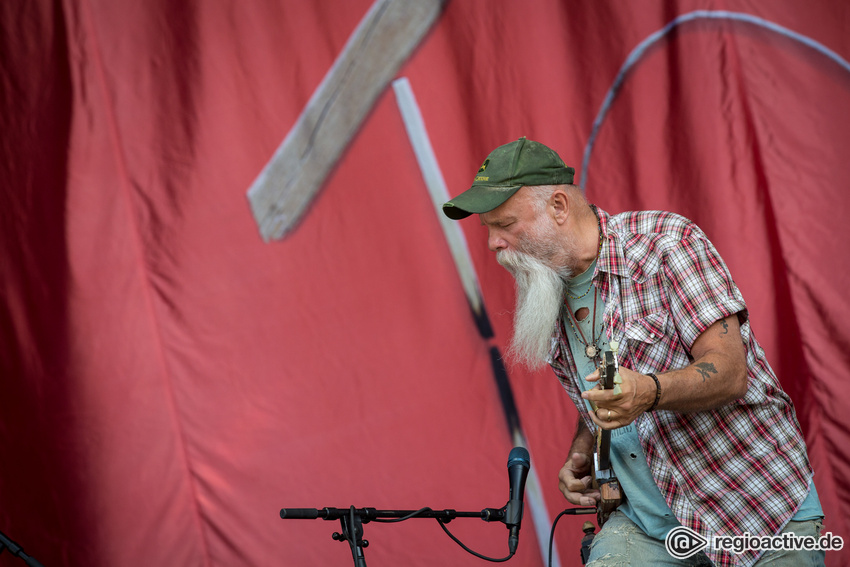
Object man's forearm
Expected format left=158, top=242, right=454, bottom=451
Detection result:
left=642, top=316, right=749, bottom=413
left=651, top=350, right=748, bottom=413
left=569, top=415, right=596, bottom=455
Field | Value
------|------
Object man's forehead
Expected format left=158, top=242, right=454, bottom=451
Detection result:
left=479, top=203, right=514, bottom=225
left=479, top=189, right=528, bottom=224
left=479, top=210, right=515, bottom=226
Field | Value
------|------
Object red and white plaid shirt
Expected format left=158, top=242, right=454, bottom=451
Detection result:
left=548, top=208, right=813, bottom=567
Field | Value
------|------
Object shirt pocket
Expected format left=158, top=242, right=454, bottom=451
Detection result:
left=624, top=312, right=668, bottom=342
left=622, top=312, right=678, bottom=372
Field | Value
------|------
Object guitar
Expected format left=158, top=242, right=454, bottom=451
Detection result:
left=593, top=349, right=622, bottom=526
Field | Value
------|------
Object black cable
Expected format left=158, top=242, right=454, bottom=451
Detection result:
left=357, top=506, right=515, bottom=562
left=548, top=510, right=571, bottom=567
left=547, top=508, right=597, bottom=567
left=436, top=519, right=514, bottom=563
left=372, top=508, right=433, bottom=523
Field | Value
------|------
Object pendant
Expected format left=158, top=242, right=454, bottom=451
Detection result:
left=585, top=344, right=600, bottom=359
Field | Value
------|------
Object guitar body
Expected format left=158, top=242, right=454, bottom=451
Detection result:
left=594, top=350, right=623, bottom=526
left=596, top=473, right=621, bottom=526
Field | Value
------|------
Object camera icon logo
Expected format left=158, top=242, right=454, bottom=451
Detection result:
left=665, top=526, right=709, bottom=559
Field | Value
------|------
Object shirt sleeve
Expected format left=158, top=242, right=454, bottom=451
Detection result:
left=661, top=233, right=747, bottom=350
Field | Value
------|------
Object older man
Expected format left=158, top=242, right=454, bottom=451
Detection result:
left=442, top=138, right=823, bottom=567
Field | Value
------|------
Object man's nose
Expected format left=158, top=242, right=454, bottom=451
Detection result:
left=488, top=231, right=507, bottom=252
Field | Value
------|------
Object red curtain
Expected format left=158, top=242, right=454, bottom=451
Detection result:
left=1, top=1, right=848, bottom=565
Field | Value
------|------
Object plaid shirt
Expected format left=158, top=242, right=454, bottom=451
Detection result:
left=548, top=208, right=813, bottom=567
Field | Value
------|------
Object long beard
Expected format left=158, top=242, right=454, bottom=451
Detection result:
left=497, top=249, right=569, bottom=370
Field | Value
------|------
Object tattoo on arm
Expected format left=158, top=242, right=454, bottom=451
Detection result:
left=695, top=362, right=718, bottom=382
left=720, top=320, right=729, bottom=335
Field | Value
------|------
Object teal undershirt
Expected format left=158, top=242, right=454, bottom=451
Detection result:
left=563, top=260, right=822, bottom=540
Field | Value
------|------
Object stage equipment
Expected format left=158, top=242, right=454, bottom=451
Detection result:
left=280, top=447, right=595, bottom=566
left=0, top=530, right=44, bottom=567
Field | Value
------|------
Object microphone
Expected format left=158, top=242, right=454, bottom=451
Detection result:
left=505, top=446, right=530, bottom=554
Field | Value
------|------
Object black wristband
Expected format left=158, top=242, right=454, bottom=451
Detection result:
left=647, top=373, right=661, bottom=412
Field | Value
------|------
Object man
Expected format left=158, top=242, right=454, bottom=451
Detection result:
left=442, top=138, right=824, bottom=567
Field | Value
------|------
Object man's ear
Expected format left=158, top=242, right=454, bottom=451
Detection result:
left=550, top=188, right=570, bottom=225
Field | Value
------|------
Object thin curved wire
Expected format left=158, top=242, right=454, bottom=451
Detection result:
left=436, top=519, right=514, bottom=562
left=579, top=10, right=850, bottom=190
left=371, top=507, right=433, bottom=523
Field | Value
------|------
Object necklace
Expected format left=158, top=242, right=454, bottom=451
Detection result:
left=568, top=206, right=603, bottom=298
left=565, top=286, right=602, bottom=360
left=567, top=279, right=594, bottom=300
left=564, top=205, right=605, bottom=359
left=590, top=205, right=603, bottom=256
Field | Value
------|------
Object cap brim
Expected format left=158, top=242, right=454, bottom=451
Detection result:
left=441, top=185, right=522, bottom=220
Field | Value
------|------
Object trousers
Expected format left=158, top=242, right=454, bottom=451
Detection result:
left=586, top=510, right=825, bottom=566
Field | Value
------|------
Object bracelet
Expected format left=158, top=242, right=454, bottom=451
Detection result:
left=647, top=373, right=661, bottom=412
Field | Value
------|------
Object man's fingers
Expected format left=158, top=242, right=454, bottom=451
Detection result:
left=569, top=452, right=592, bottom=471
left=589, top=408, right=624, bottom=430
left=560, top=485, right=601, bottom=506
left=579, top=494, right=600, bottom=507
left=559, top=459, right=601, bottom=505
left=565, top=474, right=592, bottom=493
left=582, top=387, right=615, bottom=404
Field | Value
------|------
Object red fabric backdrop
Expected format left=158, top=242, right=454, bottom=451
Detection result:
left=1, top=1, right=848, bottom=566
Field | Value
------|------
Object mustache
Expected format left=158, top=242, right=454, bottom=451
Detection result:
left=496, top=248, right=537, bottom=274
left=496, top=249, right=518, bottom=271
left=498, top=248, right=573, bottom=281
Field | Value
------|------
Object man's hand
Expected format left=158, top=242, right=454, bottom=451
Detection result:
left=558, top=452, right=600, bottom=506
left=582, top=366, right=655, bottom=430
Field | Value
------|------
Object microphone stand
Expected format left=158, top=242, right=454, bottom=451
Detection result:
left=280, top=505, right=511, bottom=566
left=0, top=530, right=45, bottom=567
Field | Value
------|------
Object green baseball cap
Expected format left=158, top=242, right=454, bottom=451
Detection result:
left=442, top=137, right=575, bottom=220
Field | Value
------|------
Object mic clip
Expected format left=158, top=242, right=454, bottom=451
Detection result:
left=480, top=506, right=506, bottom=523
left=504, top=499, right=523, bottom=528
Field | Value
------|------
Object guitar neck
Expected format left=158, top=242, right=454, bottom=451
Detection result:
left=595, top=350, right=622, bottom=527
left=597, top=351, right=617, bottom=470
left=598, top=430, right=612, bottom=471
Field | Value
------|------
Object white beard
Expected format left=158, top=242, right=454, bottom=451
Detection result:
left=498, top=249, right=570, bottom=371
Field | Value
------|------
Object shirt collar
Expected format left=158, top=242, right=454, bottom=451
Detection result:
left=592, top=206, right=657, bottom=284
left=592, top=206, right=625, bottom=278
